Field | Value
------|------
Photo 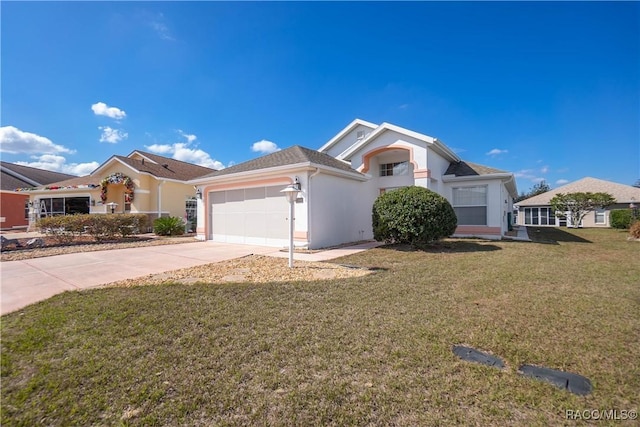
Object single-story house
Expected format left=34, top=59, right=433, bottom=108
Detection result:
left=24, top=150, right=216, bottom=230
left=1, top=162, right=76, bottom=230
left=190, top=119, right=518, bottom=249
left=515, top=177, right=640, bottom=227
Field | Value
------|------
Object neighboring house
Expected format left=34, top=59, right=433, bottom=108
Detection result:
left=191, top=119, right=517, bottom=249
left=1, top=162, right=75, bottom=230
left=24, top=150, right=216, bottom=230
left=515, top=177, right=640, bottom=228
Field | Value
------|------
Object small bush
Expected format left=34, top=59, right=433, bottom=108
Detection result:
left=153, top=216, right=185, bottom=236
left=372, top=186, right=457, bottom=247
left=630, top=221, right=640, bottom=239
left=610, top=209, right=634, bottom=229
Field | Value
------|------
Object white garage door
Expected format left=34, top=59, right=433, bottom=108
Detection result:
left=210, top=186, right=289, bottom=246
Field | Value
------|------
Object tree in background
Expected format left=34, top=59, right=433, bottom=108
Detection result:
left=550, top=192, right=615, bottom=228
left=632, top=179, right=640, bottom=188
left=515, top=180, right=551, bottom=202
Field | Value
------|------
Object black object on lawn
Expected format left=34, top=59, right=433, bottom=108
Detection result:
left=452, top=345, right=505, bottom=369
left=518, top=364, right=592, bottom=396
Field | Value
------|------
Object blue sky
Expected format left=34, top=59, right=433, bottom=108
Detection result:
left=1, top=1, right=638, bottom=193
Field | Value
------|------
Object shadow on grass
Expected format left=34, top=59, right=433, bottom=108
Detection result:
left=379, top=241, right=501, bottom=253
left=526, top=227, right=592, bottom=244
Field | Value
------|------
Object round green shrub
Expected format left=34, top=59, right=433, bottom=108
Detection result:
left=610, top=209, right=634, bottom=229
left=372, top=186, right=457, bottom=246
left=153, top=216, right=185, bottom=236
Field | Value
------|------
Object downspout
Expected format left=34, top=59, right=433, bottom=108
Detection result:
left=307, top=168, right=321, bottom=248
left=158, top=180, right=166, bottom=219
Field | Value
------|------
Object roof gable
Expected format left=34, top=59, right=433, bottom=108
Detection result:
left=1, top=161, right=76, bottom=191
left=195, top=145, right=362, bottom=180
left=318, top=118, right=378, bottom=154
left=517, top=177, right=640, bottom=206
left=90, top=150, right=216, bottom=182
left=337, top=122, right=460, bottom=163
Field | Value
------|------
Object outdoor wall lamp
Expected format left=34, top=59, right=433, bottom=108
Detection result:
left=281, top=180, right=302, bottom=268
left=195, top=188, right=203, bottom=200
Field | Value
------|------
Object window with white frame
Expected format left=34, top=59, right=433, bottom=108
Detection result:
left=452, top=186, right=487, bottom=225
left=380, top=161, right=409, bottom=177
left=522, top=207, right=556, bottom=226
left=594, top=209, right=606, bottom=224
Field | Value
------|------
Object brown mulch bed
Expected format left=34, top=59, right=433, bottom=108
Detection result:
left=105, top=254, right=374, bottom=288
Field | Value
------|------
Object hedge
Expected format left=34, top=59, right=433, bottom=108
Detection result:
left=610, top=209, right=634, bottom=229
left=37, top=214, right=148, bottom=243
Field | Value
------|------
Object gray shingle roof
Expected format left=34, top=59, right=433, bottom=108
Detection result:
left=197, top=145, right=361, bottom=179
left=1, top=161, right=76, bottom=191
left=444, top=161, right=507, bottom=177
left=117, top=151, right=217, bottom=181
left=517, top=177, right=640, bottom=206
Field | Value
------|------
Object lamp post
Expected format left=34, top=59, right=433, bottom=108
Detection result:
left=280, top=180, right=301, bottom=268
left=106, top=202, right=118, bottom=214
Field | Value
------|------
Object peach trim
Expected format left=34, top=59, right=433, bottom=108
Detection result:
left=202, top=177, right=293, bottom=240
left=359, top=143, right=421, bottom=174
left=294, top=231, right=308, bottom=239
left=455, top=225, right=501, bottom=235
left=413, top=169, right=431, bottom=179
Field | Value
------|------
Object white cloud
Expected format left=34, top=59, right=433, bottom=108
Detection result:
left=16, top=154, right=98, bottom=176
left=0, top=126, right=74, bottom=154
left=514, top=169, right=544, bottom=183
left=251, top=140, right=280, bottom=154
left=177, top=130, right=197, bottom=143
left=556, top=179, right=569, bottom=185
left=540, top=165, right=549, bottom=174
left=91, top=102, right=126, bottom=120
left=145, top=142, right=225, bottom=170
left=145, top=143, right=173, bottom=154
left=486, top=148, right=508, bottom=157
left=98, top=126, right=128, bottom=144
left=149, top=13, right=175, bottom=41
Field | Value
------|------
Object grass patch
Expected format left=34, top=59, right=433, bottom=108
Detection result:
left=2, top=228, right=639, bottom=425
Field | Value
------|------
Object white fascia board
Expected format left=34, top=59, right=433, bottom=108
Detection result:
left=189, top=162, right=366, bottom=185
left=317, top=118, right=378, bottom=153
left=188, top=163, right=316, bottom=185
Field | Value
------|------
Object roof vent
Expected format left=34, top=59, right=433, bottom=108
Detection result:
left=162, top=163, right=169, bottom=168
left=356, top=130, right=365, bottom=140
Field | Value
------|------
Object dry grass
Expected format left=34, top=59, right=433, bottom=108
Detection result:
left=1, top=228, right=638, bottom=426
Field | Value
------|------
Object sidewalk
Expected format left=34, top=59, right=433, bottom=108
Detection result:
left=1, top=240, right=382, bottom=315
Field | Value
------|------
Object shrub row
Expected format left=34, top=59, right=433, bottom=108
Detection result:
left=37, top=214, right=148, bottom=243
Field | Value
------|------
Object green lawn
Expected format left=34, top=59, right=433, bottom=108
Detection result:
left=2, top=228, right=639, bottom=426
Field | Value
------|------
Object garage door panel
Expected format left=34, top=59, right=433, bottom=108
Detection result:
left=226, top=189, right=244, bottom=203
left=209, top=185, right=290, bottom=245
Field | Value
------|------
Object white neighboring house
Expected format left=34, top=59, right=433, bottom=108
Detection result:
left=515, top=177, right=640, bottom=228
left=190, top=119, right=518, bottom=249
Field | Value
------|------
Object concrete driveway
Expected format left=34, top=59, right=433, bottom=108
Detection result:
left=0, top=240, right=382, bottom=316
left=0, top=241, right=274, bottom=316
